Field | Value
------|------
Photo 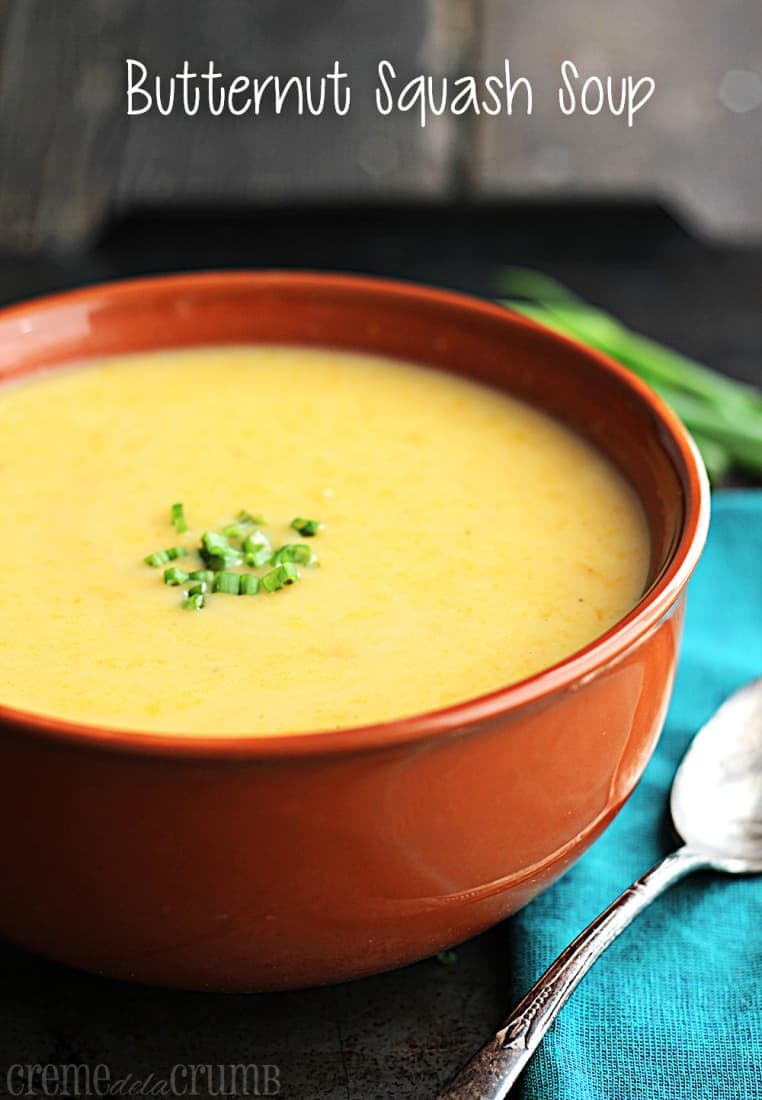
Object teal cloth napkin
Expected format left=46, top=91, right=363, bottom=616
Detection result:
left=513, top=490, right=762, bottom=1100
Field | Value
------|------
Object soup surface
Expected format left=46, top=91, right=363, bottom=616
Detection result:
left=0, top=346, right=649, bottom=736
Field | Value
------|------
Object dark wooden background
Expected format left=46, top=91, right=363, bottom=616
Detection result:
left=0, top=0, right=760, bottom=252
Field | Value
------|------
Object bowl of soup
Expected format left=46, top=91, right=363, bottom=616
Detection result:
left=0, top=272, right=708, bottom=990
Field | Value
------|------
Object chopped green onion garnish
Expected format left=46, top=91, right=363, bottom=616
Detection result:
left=200, top=530, right=243, bottom=570
left=291, top=517, right=320, bottom=537
left=222, top=522, right=245, bottom=539
left=242, top=531, right=270, bottom=553
left=147, top=510, right=320, bottom=609
left=163, top=566, right=189, bottom=586
left=206, top=551, right=244, bottom=569
left=181, top=592, right=205, bottom=611
left=238, top=509, right=265, bottom=526
left=260, top=568, right=283, bottom=593
left=201, top=530, right=229, bottom=555
left=272, top=543, right=313, bottom=565
left=261, top=562, right=300, bottom=591
left=222, top=511, right=267, bottom=539
left=188, top=569, right=215, bottom=584
left=212, top=571, right=242, bottom=595
left=245, top=550, right=272, bottom=568
left=145, top=546, right=188, bottom=567
left=242, top=530, right=272, bottom=568
left=170, top=502, right=187, bottom=533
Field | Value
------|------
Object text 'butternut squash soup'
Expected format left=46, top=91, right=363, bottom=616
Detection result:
left=0, top=346, right=649, bottom=736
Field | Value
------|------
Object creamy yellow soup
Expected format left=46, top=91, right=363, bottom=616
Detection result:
left=0, top=346, right=649, bottom=736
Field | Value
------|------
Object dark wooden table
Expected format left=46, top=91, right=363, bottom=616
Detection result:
left=0, top=203, right=760, bottom=1099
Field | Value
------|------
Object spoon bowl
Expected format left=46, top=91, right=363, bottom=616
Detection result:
left=671, top=677, right=762, bottom=870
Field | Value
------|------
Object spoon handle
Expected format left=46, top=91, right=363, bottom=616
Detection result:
left=438, top=844, right=708, bottom=1100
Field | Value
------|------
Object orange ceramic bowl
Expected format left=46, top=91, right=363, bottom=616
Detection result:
left=0, top=272, right=708, bottom=990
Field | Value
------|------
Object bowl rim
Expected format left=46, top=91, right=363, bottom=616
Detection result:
left=0, top=269, right=710, bottom=759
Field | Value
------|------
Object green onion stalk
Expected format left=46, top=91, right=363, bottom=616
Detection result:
left=497, top=268, right=762, bottom=484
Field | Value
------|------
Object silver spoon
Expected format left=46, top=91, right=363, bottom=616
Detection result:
left=439, top=677, right=762, bottom=1099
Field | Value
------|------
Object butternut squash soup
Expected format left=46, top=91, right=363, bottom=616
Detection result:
left=0, top=346, right=649, bottom=736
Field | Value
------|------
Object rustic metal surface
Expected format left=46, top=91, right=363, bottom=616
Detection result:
left=0, top=929, right=513, bottom=1099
